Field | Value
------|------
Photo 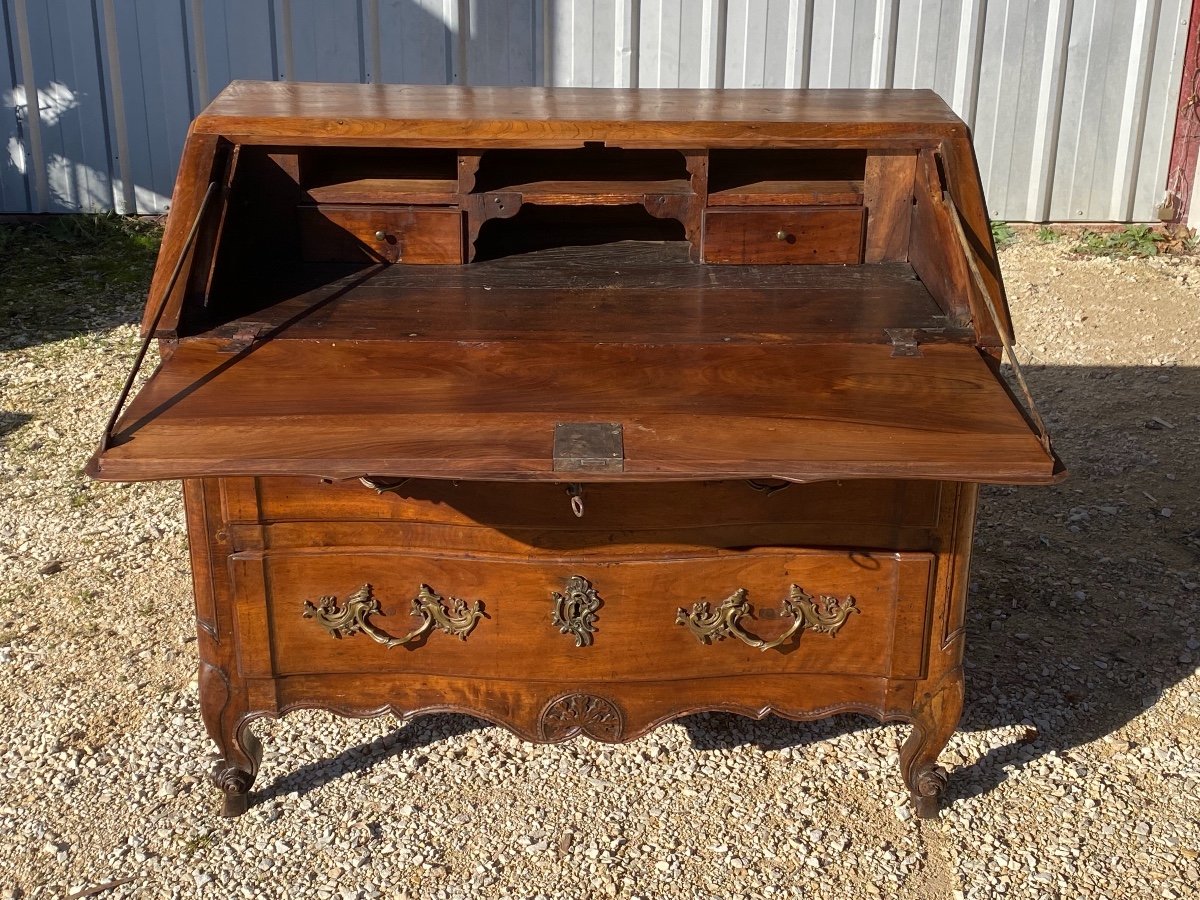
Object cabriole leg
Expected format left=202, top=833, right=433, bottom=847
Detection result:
left=200, top=660, right=263, bottom=817
left=899, top=667, right=964, bottom=819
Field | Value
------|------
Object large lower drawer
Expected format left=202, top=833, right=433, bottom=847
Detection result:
left=229, top=547, right=935, bottom=682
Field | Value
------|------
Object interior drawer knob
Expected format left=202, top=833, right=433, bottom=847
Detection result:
left=775, top=229, right=793, bottom=243
left=374, top=229, right=389, bottom=241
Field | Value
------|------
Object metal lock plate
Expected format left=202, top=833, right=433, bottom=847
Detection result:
left=553, top=423, right=624, bottom=473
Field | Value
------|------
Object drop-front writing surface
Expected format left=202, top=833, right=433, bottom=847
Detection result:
left=88, top=81, right=1060, bottom=819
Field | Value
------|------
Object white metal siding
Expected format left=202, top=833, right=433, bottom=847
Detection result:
left=0, top=0, right=1190, bottom=219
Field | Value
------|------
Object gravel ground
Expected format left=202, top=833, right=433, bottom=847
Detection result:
left=1, top=224, right=1197, bottom=899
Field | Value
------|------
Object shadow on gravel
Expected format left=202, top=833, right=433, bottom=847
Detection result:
left=0, top=216, right=160, bottom=352
left=0, top=410, right=33, bottom=444
left=253, top=715, right=485, bottom=804
left=240, top=366, right=1196, bottom=810
left=681, top=364, right=1199, bottom=805
left=12, top=218, right=1188, bottom=811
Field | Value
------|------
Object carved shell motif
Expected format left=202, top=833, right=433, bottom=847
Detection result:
left=538, top=694, right=624, bottom=742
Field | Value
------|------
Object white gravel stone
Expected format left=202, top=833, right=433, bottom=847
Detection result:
left=2, top=228, right=1199, bottom=899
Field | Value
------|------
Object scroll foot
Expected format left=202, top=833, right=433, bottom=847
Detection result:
left=910, top=764, right=949, bottom=819
left=209, top=726, right=262, bottom=817
left=899, top=667, right=963, bottom=821
left=213, top=765, right=253, bottom=817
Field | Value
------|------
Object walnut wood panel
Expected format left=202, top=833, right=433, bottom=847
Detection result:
left=937, top=137, right=1011, bottom=345
left=702, top=207, right=865, bottom=264
left=229, top=547, right=933, bottom=682
left=225, top=477, right=945, bottom=555
left=195, top=251, right=965, bottom=346
left=707, top=179, right=864, bottom=206
left=239, top=519, right=942, bottom=558
left=194, top=83, right=966, bottom=146
left=864, top=152, right=916, bottom=262
left=256, top=672, right=911, bottom=745
left=243, top=478, right=943, bottom=531
left=303, top=177, right=459, bottom=205
left=139, top=131, right=222, bottom=338
left=909, top=149, right=973, bottom=328
left=202, top=276, right=959, bottom=346
left=297, top=205, right=462, bottom=264
left=479, top=179, right=692, bottom=204
left=94, top=85, right=1054, bottom=821
left=90, top=340, right=1057, bottom=484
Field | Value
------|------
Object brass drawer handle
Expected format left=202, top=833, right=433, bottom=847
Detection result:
left=303, top=583, right=484, bottom=648
left=551, top=575, right=602, bottom=647
left=677, top=586, right=857, bottom=652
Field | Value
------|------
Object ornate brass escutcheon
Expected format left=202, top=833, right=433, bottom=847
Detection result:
left=551, top=575, right=602, bottom=647
left=676, top=585, right=858, bottom=652
left=303, top=583, right=484, bottom=648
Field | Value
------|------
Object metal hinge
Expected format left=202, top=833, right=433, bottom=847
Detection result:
left=885, top=327, right=946, bottom=358
left=885, top=328, right=922, bottom=357
left=217, top=324, right=266, bottom=353
left=553, top=423, right=624, bottom=473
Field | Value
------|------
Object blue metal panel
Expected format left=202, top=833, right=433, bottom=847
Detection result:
left=197, top=0, right=279, bottom=104
left=283, top=0, right=367, bottom=83
left=723, top=0, right=794, bottom=88
left=0, top=0, right=1192, bottom=219
left=0, top=0, right=31, bottom=212
left=466, top=0, right=541, bottom=87
left=16, top=0, right=114, bottom=212
left=103, top=0, right=195, bottom=214
left=636, top=0, right=709, bottom=88
left=373, top=0, right=453, bottom=85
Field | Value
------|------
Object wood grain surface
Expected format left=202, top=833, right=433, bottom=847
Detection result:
left=194, top=83, right=966, bottom=146
left=702, top=207, right=866, bottom=264
left=230, top=547, right=932, bottom=681
left=195, top=253, right=964, bottom=345
left=104, top=84, right=1049, bottom=819
left=91, top=340, right=1056, bottom=483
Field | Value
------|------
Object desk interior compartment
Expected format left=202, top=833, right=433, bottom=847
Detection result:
left=300, top=147, right=459, bottom=205
left=706, top=149, right=866, bottom=206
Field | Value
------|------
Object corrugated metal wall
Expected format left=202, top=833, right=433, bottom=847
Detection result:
left=0, top=0, right=1191, bottom=220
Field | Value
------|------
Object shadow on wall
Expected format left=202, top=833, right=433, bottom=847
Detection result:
left=3, top=0, right=549, bottom=216
left=3, top=81, right=171, bottom=214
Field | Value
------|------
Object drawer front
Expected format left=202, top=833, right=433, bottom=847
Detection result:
left=298, top=205, right=463, bottom=264
left=230, top=548, right=934, bottom=682
left=241, top=478, right=942, bottom=530
left=224, top=478, right=945, bottom=554
left=702, top=206, right=865, bottom=264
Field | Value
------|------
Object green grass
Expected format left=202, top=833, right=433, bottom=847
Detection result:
left=0, top=214, right=162, bottom=348
left=1035, top=226, right=1060, bottom=243
left=990, top=220, right=1017, bottom=249
left=1072, top=224, right=1165, bottom=258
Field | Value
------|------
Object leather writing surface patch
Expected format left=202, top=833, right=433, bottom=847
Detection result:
left=553, top=423, right=624, bottom=473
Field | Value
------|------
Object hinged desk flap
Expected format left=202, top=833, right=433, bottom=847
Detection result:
left=87, top=339, right=1058, bottom=485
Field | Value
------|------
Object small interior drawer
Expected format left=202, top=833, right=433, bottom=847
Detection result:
left=702, top=206, right=865, bottom=264
left=298, top=205, right=463, bottom=264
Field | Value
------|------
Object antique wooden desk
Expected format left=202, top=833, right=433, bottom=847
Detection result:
left=88, top=82, right=1060, bottom=818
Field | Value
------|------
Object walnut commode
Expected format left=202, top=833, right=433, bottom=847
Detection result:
left=88, top=82, right=1062, bottom=818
